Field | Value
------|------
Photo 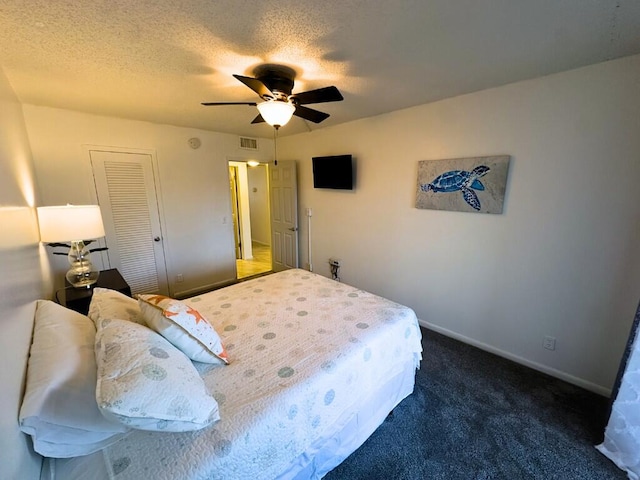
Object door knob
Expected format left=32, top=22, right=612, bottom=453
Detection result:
left=154, top=237, right=161, bottom=242
left=288, top=227, right=298, bottom=232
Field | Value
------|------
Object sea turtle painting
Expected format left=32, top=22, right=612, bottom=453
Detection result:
left=420, top=165, right=490, bottom=211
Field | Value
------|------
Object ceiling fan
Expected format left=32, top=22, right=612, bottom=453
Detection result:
left=201, top=64, right=343, bottom=127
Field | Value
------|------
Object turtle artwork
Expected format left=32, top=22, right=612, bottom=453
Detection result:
left=416, top=156, right=510, bottom=214
left=420, top=165, right=490, bottom=211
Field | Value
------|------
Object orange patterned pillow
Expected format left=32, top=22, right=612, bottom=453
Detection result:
left=138, top=295, right=229, bottom=365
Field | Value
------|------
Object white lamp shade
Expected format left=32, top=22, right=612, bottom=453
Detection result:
left=256, top=100, right=296, bottom=127
left=37, top=205, right=106, bottom=242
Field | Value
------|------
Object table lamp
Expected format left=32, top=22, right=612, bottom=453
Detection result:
left=37, top=205, right=106, bottom=288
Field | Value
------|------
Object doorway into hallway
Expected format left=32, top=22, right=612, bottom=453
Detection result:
left=236, top=241, right=271, bottom=279
left=228, top=160, right=272, bottom=280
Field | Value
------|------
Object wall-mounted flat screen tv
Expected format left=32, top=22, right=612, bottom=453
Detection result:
left=312, top=154, right=353, bottom=190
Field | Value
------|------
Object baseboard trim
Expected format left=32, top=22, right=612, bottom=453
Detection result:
left=419, top=319, right=612, bottom=398
left=251, top=240, right=270, bottom=247
left=173, top=278, right=236, bottom=299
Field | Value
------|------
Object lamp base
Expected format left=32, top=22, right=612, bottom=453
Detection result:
left=66, top=240, right=100, bottom=288
left=66, top=269, right=100, bottom=289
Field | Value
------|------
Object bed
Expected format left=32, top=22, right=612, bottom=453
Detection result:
left=12, top=269, right=422, bottom=480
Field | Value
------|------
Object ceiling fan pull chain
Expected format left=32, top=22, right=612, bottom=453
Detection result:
left=273, top=126, right=279, bottom=166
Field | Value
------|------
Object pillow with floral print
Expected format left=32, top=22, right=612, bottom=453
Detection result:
left=138, top=294, right=229, bottom=365
left=88, top=287, right=145, bottom=326
left=95, top=318, right=219, bottom=432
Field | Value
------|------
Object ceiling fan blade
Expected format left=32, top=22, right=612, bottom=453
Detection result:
left=251, top=114, right=265, bottom=124
left=294, top=105, right=330, bottom=123
left=233, top=74, right=274, bottom=99
left=291, top=86, right=343, bottom=105
left=201, top=102, right=257, bottom=106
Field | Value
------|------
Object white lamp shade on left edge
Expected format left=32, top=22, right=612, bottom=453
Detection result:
left=37, top=205, right=106, bottom=288
left=37, top=205, right=105, bottom=242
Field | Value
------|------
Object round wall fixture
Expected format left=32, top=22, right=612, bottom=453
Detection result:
left=188, top=137, right=201, bottom=149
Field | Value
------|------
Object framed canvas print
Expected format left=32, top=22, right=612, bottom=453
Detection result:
left=415, top=155, right=510, bottom=214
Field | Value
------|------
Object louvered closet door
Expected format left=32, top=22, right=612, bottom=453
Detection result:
left=90, top=150, right=169, bottom=295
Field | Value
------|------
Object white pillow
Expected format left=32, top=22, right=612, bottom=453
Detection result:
left=95, top=318, right=220, bottom=432
left=19, top=300, right=129, bottom=458
left=138, top=294, right=229, bottom=365
left=88, top=287, right=145, bottom=326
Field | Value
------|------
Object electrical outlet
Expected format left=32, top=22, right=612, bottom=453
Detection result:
left=543, top=335, right=556, bottom=351
left=329, top=258, right=341, bottom=267
left=176, top=274, right=184, bottom=283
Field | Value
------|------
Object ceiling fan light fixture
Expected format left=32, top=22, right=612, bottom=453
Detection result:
left=257, top=100, right=295, bottom=127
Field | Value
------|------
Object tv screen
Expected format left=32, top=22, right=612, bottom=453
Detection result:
left=312, top=155, right=353, bottom=190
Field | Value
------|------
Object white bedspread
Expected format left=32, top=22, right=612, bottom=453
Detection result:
left=53, top=270, right=422, bottom=480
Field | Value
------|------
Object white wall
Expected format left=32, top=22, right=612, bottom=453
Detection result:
left=280, top=55, right=640, bottom=395
left=248, top=164, right=271, bottom=245
left=22, top=106, right=273, bottom=297
left=0, top=68, right=47, bottom=479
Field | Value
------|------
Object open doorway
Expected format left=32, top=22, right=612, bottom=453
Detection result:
left=228, top=160, right=272, bottom=279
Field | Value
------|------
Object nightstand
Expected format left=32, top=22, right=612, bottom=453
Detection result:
left=58, top=268, right=131, bottom=315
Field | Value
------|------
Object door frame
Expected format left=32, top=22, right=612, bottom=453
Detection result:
left=83, top=144, right=171, bottom=294
left=228, top=160, right=253, bottom=261
left=228, top=165, right=243, bottom=259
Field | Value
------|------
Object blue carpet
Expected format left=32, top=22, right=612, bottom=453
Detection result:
left=325, top=328, right=624, bottom=480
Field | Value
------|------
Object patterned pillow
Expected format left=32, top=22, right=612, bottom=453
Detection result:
left=138, top=294, right=229, bottom=365
left=88, top=287, right=145, bottom=326
left=95, top=318, right=220, bottom=432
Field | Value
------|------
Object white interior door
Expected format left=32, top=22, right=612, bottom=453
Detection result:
left=269, top=160, right=298, bottom=271
left=90, top=150, right=169, bottom=295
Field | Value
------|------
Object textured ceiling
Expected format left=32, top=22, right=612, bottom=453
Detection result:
left=1, top=0, right=640, bottom=138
